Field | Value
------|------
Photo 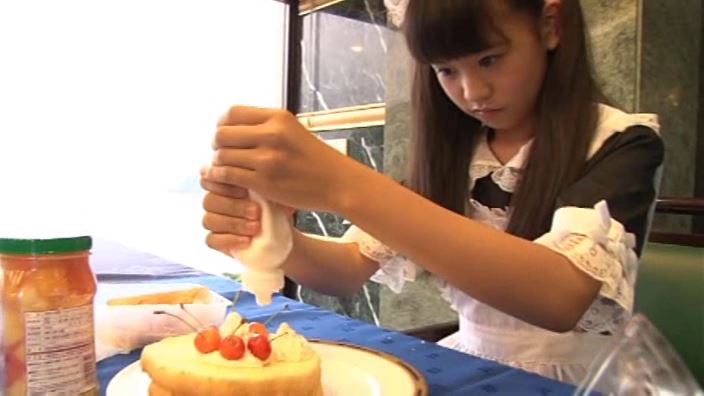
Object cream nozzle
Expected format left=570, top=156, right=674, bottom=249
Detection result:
left=231, top=191, right=293, bottom=305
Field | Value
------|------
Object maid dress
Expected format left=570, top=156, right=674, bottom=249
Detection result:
left=342, top=104, right=664, bottom=383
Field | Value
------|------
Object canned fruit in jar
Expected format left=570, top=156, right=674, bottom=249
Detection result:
left=1, top=237, right=98, bottom=396
left=34, top=265, right=70, bottom=298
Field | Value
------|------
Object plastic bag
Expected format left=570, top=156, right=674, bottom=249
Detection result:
left=94, top=283, right=230, bottom=361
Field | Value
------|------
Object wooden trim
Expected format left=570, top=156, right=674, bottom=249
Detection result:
left=655, top=197, right=704, bottom=216
left=649, top=232, right=704, bottom=247
left=297, top=103, right=385, bottom=131
left=649, top=197, right=704, bottom=247
left=284, top=0, right=302, bottom=114
left=283, top=0, right=302, bottom=300
left=299, top=0, right=346, bottom=15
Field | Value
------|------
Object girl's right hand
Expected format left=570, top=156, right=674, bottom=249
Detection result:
left=201, top=177, right=260, bottom=255
left=200, top=176, right=296, bottom=256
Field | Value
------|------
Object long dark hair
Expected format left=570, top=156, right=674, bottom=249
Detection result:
left=403, top=0, right=601, bottom=239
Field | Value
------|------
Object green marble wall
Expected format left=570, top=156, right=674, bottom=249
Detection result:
left=380, top=31, right=456, bottom=330
left=581, top=0, right=639, bottom=111
left=293, top=0, right=390, bottom=326
left=640, top=0, right=701, bottom=233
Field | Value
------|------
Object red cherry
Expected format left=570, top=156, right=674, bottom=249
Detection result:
left=194, top=325, right=221, bottom=353
left=219, top=335, right=245, bottom=360
left=247, top=334, right=272, bottom=360
left=249, top=322, right=269, bottom=337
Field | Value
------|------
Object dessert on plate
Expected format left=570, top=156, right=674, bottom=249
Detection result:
left=140, top=311, right=322, bottom=396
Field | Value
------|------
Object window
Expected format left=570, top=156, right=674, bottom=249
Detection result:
left=0, top=0, right=286, bottom=275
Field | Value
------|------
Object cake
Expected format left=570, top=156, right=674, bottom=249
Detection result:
left=140, top=312, right=323, bottom=396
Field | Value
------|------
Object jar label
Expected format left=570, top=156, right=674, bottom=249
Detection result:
left=24, top=304, right=97, bottom=394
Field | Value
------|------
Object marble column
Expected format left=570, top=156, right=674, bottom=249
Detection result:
left=640, top=0, right=702, bottom=232
left=581, top=0, right=639, bottom=111
left=293, top=0, right=392, bottom=326
left=381, top=31, right=457, bottom=331
left=582, top=0, right=702, bottom=232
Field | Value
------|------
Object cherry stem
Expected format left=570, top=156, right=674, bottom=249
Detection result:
left=263, top=303, right=289, bottom=326
left=232, top=290, right=242, bottom=307
left=153, top=310, right=199, bottom=332
left=180, top=303, right=206, bottom=328
left=230, top=322, right=245, bottom=336
left=269, top=332, right=288, bottom=342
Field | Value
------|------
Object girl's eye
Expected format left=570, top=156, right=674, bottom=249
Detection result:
left=479, top=55, right=501, bottom=68
left=434, top=67, right=454, bottom=77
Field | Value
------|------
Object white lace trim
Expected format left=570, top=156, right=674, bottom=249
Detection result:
left=468, top=132, right=532, bottom=193
left=369, top=255, right=417, bottom=294
left=468, top=163, right=523, bottom=193
left=467, top=104, right=660, bottom=196
left=342, top=226, right=417, bottom=294
left=467, top=199, right=509, bottom=230
left=590, top=105, right=660, bottom=157
left=534, top=201, right=639, bottom=333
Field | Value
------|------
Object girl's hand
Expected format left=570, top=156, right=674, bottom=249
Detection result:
left=204, top=106, right=369, bottom=213
left=200, top=175, right=295, bottom=255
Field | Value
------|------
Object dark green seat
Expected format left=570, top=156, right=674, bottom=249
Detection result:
left=635, top=242, right=704, bottom=385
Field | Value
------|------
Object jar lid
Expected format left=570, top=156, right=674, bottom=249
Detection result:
left=0, top=236, right=92, bottom=255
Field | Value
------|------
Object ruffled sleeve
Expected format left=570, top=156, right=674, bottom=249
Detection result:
left=561, top=125, right=664, bottom=254
left=342, top=226, right=418, bottom=293
left=534, top=201, right=638, bottom=333
left=534, top=124, right=664, bottom=333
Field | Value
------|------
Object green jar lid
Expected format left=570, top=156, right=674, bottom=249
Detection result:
left=0, top=236, right=92, bottom=255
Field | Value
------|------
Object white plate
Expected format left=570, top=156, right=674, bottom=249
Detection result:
left=106, top=339, right=428, bottom=396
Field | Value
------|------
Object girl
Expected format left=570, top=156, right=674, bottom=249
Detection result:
left=201, top=0, right=664, bottom=383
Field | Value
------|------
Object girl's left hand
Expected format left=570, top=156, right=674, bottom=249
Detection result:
left=203, top=105, right=368, bottom=213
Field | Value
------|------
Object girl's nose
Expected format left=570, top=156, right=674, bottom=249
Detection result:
left=462, top=75, right=491, bottom=104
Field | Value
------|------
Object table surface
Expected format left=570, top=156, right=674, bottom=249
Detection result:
left=93, top=239, right=577, bottom=396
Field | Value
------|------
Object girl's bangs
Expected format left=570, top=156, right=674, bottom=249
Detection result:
left=403, top=0, right=499, bottom=64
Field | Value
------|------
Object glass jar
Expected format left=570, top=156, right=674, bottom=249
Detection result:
left=0, top=236, right=98, bottom=396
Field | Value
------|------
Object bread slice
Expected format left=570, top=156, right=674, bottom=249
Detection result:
left=107, top=286, right=212, bottom=305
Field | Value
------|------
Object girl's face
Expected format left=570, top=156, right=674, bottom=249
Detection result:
left=431, top=3, right=559, bottom=135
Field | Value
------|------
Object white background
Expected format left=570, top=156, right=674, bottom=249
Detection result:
left=0, top=0, right=286, bottom=274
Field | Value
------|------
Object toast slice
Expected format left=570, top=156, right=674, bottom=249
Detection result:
left=107, top=285, right=212, bottom=305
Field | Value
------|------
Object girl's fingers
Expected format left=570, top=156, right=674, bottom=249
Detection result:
left=211, top=148, right=260, bottom=169
left=200, top=178, right=248, bottom=199
left=202, top=193, right=261, bottom=220
left=217, top=105, right=277, bottom=127
left=205, top=233, right=251, bottom=255
left=203, top=165, right=258, bottom=190
left=202, top=212, right=260, bottom=236
left=213, top=125, right=265, bottom=149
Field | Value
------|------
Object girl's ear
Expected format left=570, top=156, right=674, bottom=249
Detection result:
left=541, top=0, right=562, bottom=50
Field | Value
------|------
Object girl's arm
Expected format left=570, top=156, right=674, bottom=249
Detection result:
left=331, top=126, right=664, bottom=333
left=336, top=165, right=600, bottom=333
left=281, top=230, right=379, bottom=297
